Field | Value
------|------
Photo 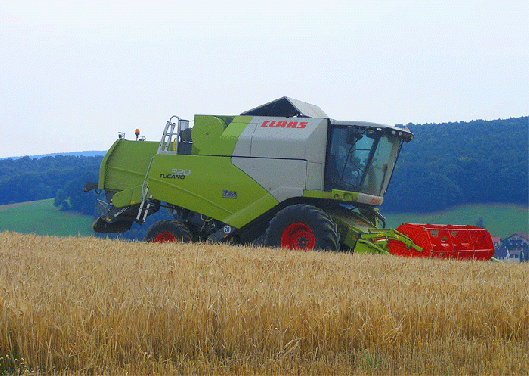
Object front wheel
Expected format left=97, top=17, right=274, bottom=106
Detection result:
left=264, top=204, right=339, bottom=252
left=144, top=220, right=192, bottom=243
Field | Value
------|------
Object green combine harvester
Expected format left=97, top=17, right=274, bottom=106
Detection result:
left=85, top=97, right=494, bottom=260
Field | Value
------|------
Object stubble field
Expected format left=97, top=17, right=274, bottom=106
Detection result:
left=0, top=231, right=528, bottom=375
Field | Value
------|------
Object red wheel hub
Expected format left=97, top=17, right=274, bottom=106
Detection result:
left=281, top=223, right=315, bottom=251
left=153, top=232, right=177, bottom=243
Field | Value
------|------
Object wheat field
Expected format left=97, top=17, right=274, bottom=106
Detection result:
left=0, top=231, right=527, bottom=375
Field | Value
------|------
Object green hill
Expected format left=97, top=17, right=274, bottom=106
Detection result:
left=384, top=204, right=528, bottom=239
left=0, top=199, right=94, bottom=236
left=383, top=117, right=528, bottom=213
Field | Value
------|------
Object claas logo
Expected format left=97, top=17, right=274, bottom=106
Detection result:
left=370, top=198, right=382, bottom=205
left=261, top=120, right=308, bottom=129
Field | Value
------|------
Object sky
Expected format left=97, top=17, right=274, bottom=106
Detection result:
left=1, top=0, right=528, bottom=158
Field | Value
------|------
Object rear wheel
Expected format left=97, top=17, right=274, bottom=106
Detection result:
left=144, top=220, right=192, bottom=243
left=264, top=204, right=339, bottom=251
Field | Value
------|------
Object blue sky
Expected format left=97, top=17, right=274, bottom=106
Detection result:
left=1, top=0, right=527, bottom=157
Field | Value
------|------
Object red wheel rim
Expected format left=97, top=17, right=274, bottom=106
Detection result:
left=281, top=223, right=315, bottom=251
left=153, top=232, right=177, bottom=243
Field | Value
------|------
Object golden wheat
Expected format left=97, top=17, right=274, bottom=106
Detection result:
left=0, top=231, right=527, bottom=375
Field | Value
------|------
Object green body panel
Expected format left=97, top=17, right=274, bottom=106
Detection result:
left=353, top=239, right=388, bottom=254
left=326, top=206, right=378, bottom=249
left=324, top=203, right=422, bottom=254
left=111, top=185, right=144, bottom=208
left=355, top=229, right=423, bottom=255
left=98, top=140, right=158, bottom=192
left=98, top=140, right=119, bottom=191
left=304, top=189, right=359, bottom=202
left=98, top=116, right=276, bottom=229
left=192, top=115, right=252, bottom=156
left=306, top=189, right=381, bottom=250
left=146, top=154, right=278, bottom=228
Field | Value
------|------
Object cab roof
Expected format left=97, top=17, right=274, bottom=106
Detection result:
left=240, top=96, right=413, bottom=140
left=241, top=96, right=328, bottom=118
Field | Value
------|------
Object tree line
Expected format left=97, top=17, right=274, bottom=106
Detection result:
left=0, top=116, right=527, bottom=219
left=381, top=117, right=528, bottom=213
left=0, top=155, right=102, bottom=213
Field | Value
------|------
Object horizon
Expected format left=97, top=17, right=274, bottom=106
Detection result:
left=2, top=112, right=528, bottom=159
left=2, top=114, right=528, bottom=159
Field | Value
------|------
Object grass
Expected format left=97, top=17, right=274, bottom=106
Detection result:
left=385, top=204, right=528, bottom=238
left=1, top=200, right=527, bottom=241
left=0, top=232, right=527, bottom=375
left=0, top=199, right=94, bottom=236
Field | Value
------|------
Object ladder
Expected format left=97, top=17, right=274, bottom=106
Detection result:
left=157, top=115, right=190, bottom=155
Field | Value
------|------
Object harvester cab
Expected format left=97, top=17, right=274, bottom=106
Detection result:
left=324, top=120, right=412, bottom=205
left=86, top=97, right=494, bottom=260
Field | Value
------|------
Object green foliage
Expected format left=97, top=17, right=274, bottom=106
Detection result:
left=383, top=117, right=528, bottom=213
left=53, top=171, right=99, bottom=216
left=54, top=189, right=66, bottom=208
left=0, top=353, right=27, bottom=375
left=0, top=155, right=103, bottom=207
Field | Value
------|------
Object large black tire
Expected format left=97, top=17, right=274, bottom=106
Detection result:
left=264, top=204, right=339, bottom=252
left=144, top=220, right=192, bottom=243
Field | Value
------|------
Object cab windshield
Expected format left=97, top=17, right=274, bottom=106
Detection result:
left=325, top=125, right=402, bottom=197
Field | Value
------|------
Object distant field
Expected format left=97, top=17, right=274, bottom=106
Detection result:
left=384, top=204, right=528, bottom=238
left=0, top=233, right=527, bottom=375
left=0, top=200, right=527, bottom=240
left=0, top=198, right=94, bottom=236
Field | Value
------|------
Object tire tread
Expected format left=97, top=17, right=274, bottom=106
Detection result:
left=264, top=204, right=339, bottom=251
left=144, top=220, right=192, bottom=242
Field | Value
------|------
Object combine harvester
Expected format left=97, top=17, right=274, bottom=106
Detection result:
left=85, top=97, right=494, bottom=260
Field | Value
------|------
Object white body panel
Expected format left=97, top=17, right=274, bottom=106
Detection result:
left=231, top=157, right=307, bottom=202
left=306, top=162, right=324, bottom=191
left=233, top=117, right=328, bottom=162
left=232, top=117, right=328, bottom=201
